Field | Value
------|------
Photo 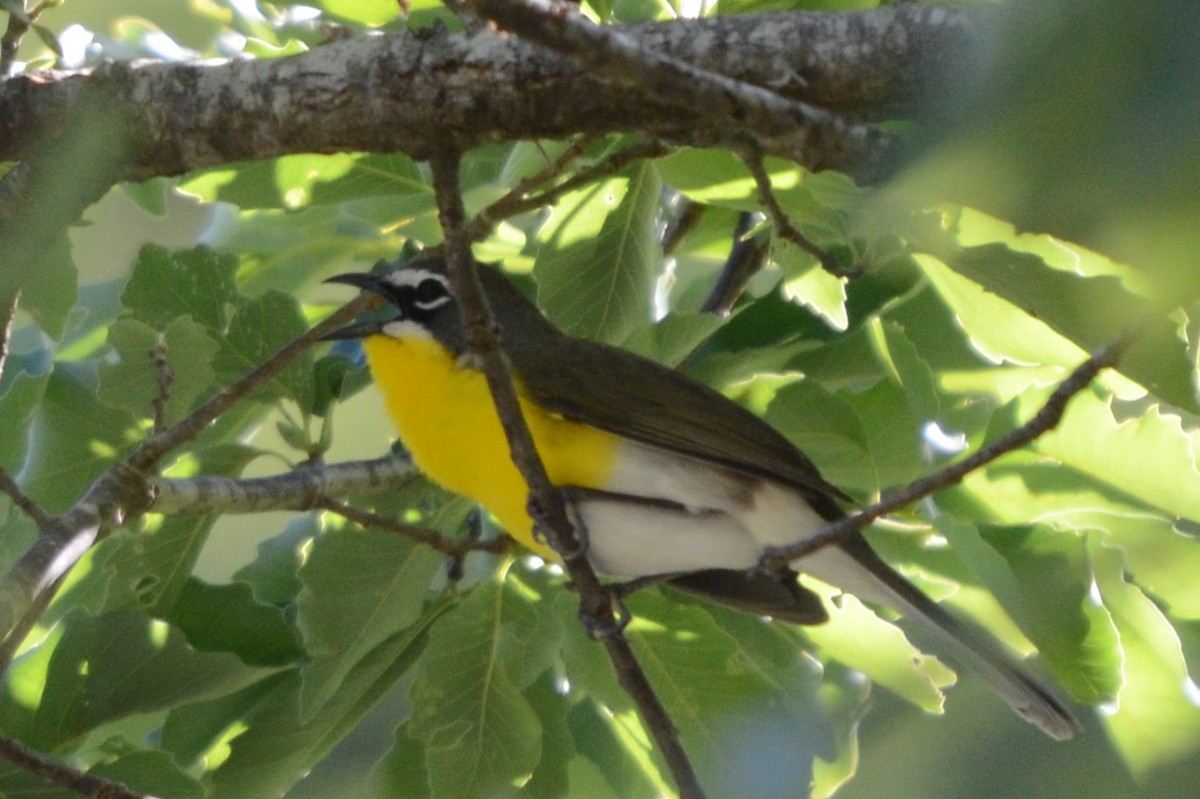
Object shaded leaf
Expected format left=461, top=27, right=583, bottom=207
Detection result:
left=535, top=162, right=661, bottom=343
left=213, top=290, right=313, bottom=408
left=408, top=580, right=542, bottom=799
left=30, top=611, right=269, bottom=750
left=296, top=525, right=442, bottom=718
left=120, top=245, right=238, bottom=332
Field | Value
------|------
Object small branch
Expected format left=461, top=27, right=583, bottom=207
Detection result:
left=0, top=465, right=52, bottom=532
left=0, top=298, right=371, bottom=673
left=467, top=0, right=894, bottom=180
left=127, top=295, right=371, bottom=472
left=0, top=731, right=147, bottom=799
left=741, top=147, right=859, bottom=278
left=319, top=497, right=512, bottom=557
left=700, top=212, right=769, bottom=315
left=762, top=332, right=1134, bottom=568
left=150, top=338, right=173, bottom=435
left=465, top=135, right=595, bottom=240
left=149, top=454, right=418, bottom=515
left=431, top=148, right=708, bottom=799
left=0, top=2, right=32, bottom=79
left=465, top=138, right=669, bottom=241
left=0, top=288, right=17, bottom=384
left=662, top=199, right=705, bottom=257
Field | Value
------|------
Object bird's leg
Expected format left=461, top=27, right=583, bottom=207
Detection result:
left=529, top=486, right=590, bottom=561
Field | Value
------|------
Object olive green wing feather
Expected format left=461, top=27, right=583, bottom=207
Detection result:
left=509, top=334, right=851, bottom=512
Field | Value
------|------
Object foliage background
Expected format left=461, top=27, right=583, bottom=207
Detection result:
left=1, top=1, right=1199, bottom=798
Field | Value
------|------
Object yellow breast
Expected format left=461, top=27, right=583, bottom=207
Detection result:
left=362, top=334, right=620, bottom=557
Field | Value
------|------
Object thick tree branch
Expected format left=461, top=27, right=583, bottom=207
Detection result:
left=466, top=0, right=894, bottom=179
left=763, top=332, right=1133, bottom=568
left=0, top=7, right=982, bottom=183
left=431, top=149, right=708, bottom=799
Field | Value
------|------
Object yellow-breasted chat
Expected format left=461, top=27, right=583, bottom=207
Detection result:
left=327, top=253, right=1078, bottom=741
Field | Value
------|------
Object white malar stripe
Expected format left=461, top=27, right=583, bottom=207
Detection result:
left=381, top=319, right=433, bottom=340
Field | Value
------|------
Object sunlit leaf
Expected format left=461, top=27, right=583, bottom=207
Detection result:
left=1092, top=543, right=1200, bottom=776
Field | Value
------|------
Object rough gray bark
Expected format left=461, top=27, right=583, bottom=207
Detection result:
left=0, top=5, right=982, bottom=184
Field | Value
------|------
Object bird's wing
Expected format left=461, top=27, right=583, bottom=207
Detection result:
left=509, top=333, right=851, bottom=513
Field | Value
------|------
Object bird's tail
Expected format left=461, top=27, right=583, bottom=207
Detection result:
left=800, top=536, right=1079, bottom=741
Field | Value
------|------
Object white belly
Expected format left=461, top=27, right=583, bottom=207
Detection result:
left=575, top=439, right=849, bottom=583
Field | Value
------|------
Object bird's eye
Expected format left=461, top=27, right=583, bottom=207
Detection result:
left=412, top=277, right=450, bottom=309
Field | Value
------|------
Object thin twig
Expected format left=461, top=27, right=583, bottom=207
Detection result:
left=465, top=138, right=669, bottom=241
left=740, top=147, right=859, bottom=278
left=662, top=198, right=704, bottom=257
left=700, top=211, right=769, bottom=315
left=127, top=295, right=371, bottom=472
left=0, top=466, right=52, bottom=532
left=150, top=338, right=173, bottom=435
left=0, top=4, right=31, bottom=79
left=0, top=289, right=17, bottom=384
left=0, top=731, right=147, bottom=799
left=465, top=135, right=595, bottom=239
left=0, top=298, right=373, bottom=674
left=431, top=148, right=708, bottom=799
left=763, top=332, right=1134, bottom=568
left=319, top=497, right=512, bottom=557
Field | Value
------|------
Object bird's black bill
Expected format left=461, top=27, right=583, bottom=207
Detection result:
left=323, top=272, right=397, bottom=340
left=321, top=318, right=390, bottom=341
left=325, top=271, right=390, bottom=294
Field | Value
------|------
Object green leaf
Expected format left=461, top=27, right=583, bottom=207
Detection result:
left=521, top=673, right=576, bottom=799
left=798, top=580, right=957, bottom=714
left=0, top=368, right=50, bottom=466
left=168, top=578, right=304, bottom=666
left=656, top=148, right=763, bottom=209
left=1033, top=391, right=1200, bottom=521
left=98, top=316, right=219, bottom=425
left=764, top=379, right=871, bottom=494
left=121, top=179, right=170, bottom=216
left=209, top=598, right=450, bottom=799
left=29, top=610, right=269, bottom=750
left=916, top=253, right=1086, bottom=367
left=213, top=290, right=313, bottom=408
left=309, top=153, right=433, bottom=209
left=566, top=700, right=664, bottom=799
left=948, top=245, right=1196, bottom=411
left=635, top=595, right=847, bottom=799
left=941, top=519, right=1120, bottom=703
left=535, top=162, right=662, bottom=343
left=21, top=364, right=137, bottom=512
left=120, top=245, right=238, bottom=332
left=368, top=727, right=432, bottom=799
left=619, top=312, right=725, bottom=367
left=15, top=232, right=76, bottom=339
left=296, top=525, right=442, bottom=718
left=234, top=513, right=321, bottom=606
left=1092, top=542, right=1200, bottom=776
left=89, top=750, right=205, bottom=799
left=408, top=581, right=542, bottom=799
left=869, top=319, right=941, bottom=421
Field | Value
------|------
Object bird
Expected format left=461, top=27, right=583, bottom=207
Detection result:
left=326, top=253, right=1078, bottom=740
